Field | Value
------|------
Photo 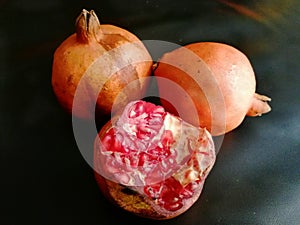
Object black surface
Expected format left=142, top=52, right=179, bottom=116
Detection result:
left=1, top=1, right=300, bottom=224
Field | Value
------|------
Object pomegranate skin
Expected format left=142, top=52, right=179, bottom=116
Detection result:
left=93, top=100, right=216, bottom=219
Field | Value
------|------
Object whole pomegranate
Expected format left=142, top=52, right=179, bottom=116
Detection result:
left=154, top=42, right=271, bottom=136
left=52, top=9, right=152, bottom=119
left=94, top=100, right=216, bottom=219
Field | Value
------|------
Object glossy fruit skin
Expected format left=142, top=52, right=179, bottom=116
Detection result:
left=52, top=9, right=152, bottom=119
left=154, top=42, right=271, bottom=135
left=94, top=100, right=216, bottom=219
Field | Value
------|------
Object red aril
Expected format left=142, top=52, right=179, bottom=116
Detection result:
left=94, top=100, right=215, bottom=219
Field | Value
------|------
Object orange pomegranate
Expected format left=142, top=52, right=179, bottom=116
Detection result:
left=52, top=9, right=152, bottom=119
left=154, top=42, right=271, bottom=135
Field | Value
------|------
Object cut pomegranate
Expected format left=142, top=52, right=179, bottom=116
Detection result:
left=94, top=100, right=216, bottom=219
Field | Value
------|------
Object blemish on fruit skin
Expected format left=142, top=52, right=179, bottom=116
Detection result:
left=66, top=74, right=73, bottom=84
left=121, top=187, right=136, bottom=195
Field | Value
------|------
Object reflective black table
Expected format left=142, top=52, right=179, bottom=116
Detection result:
left=1, top=1, right=299, bottom=224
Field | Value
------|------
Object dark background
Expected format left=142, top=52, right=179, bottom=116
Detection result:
left=1, top=0, right=299, bottom=224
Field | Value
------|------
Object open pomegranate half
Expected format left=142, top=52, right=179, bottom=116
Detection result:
left=94, top=100, right=216, bottom=219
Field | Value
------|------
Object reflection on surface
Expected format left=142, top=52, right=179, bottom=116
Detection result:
left=219, top=0, right=300, bottom=30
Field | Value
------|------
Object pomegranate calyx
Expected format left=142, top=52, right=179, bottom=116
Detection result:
left=247, top=93, right=272, bottom=117
left=76, top=9, right=102, bottom=44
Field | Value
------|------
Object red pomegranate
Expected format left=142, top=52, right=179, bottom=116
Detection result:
left=94, top=100, right=216, bottom=219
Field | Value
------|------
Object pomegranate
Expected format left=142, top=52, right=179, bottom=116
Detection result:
left=154, top=42, right=271, bottom=135
left=94, top=100, right=215, bottom=219
left=52, top=9, right=152, bottom=119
